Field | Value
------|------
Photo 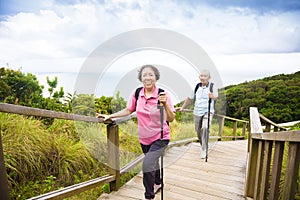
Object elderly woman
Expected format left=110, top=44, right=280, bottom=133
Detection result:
left=98, top=65, right=175, bottom=200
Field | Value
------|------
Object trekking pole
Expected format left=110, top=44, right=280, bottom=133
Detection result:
left=206, top=97, right=211, bottom=162
left=158, top=99, right=164, bottom=200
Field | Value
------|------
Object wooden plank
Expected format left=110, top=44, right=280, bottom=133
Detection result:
left=282, top=142, right=300, bottom=200
left=245, top=139, right=259, bottom=198
left=249, top=107, right=263, bottom=134
left=0, top=102, right=104, bottom=123
left=164, top=173, right=242, bottom=200
left=259, top=140, right=272, bottom=199
left=254, top=140, right=263, bottom=199
left=259, top=113, right=288, bottom=131
left=107, top=124, right=120, bottom=191
left=269, top=141, right=284, bottom=200
left=233, top=121, right=238, bottom=140
left=98, top=140, right=248, bottom=200
left=28, top=175, right=115, bottom=200
left=242, top=122, right=247, bottom=137
left=251, top=130, right=300, bottom=142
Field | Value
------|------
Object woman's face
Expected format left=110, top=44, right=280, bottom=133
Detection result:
left=141, top=67, right=156, bottom=89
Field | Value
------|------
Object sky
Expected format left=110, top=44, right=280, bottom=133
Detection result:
left=0, top=0, right=300, bottom=101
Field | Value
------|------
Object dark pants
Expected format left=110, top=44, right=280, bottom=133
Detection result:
left=141, top=139, right=169, bottom=199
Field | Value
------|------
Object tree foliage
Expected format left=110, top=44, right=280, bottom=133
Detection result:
left=111, top=91, right=127, bottom=113
left=0, top=67, right=44, bottom=107
left=223, top=71, right=300, bottom=123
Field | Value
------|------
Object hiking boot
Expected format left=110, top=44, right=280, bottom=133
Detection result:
left=154, top=183, right=161, bottom=193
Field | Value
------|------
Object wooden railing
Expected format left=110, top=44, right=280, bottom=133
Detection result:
left=245, top=107, right=300, bottom=200
left=181, top=109, right=249, bottom=140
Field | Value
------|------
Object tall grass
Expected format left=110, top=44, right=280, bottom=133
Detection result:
left=0, top=113, right=108, bottom=199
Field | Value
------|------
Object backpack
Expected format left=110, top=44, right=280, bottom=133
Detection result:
left=134, top=87, right=165, bottom=107
left=194, top=82, right=214, bottom=96
left=194, top=82, right=215, bottom=112
left=134, top=87, right=169, bottom=125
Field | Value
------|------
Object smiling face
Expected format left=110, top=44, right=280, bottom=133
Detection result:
left=141, top=67, right=157, bottom=90
left=199, top=70, right=210, bottom=85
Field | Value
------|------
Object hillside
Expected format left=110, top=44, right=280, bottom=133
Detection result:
left=216, top=71, right=300, bottom=123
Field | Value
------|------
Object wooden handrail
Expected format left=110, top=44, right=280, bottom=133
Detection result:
left=259, top=113, right=289, bottom=132
left=180, top=108, right=249, bottom=140
left=0, top=103, right=104, bottom=123
left=245, top=107, right=300, bottom=200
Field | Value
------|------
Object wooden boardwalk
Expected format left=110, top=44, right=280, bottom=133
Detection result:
left=98, top=140, right=248, bottom=200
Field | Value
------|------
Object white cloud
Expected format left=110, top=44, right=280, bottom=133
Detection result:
left=0, top=0, right=299, bottom=94
left=212, top=52, right=300, bottom=85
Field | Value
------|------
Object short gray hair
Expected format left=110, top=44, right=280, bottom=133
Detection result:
left=137, top=65, right=160, bottom=81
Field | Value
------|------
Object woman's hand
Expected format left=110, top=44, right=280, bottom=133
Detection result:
left=96, top=113, right=111, bottom=121
left=158, top=92, right=167, bottom=106
left=175, top=107, right=183, bottom=112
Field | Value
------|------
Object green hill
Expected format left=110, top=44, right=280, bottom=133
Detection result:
left=217, top=71, right=300, bottom=123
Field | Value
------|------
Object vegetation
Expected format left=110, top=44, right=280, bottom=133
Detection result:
left=221, top=71, right=300, bottom=123
left=0, top=66, right=299, bottom=199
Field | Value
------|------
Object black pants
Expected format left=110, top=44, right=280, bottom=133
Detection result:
left=141, top=139, right=169, bottom=199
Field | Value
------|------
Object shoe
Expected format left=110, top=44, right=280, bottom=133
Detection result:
left=201, top=151, right=206, bottom=159
left=154, top=183, right=161, bottom=194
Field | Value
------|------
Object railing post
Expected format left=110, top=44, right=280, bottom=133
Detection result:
left=254, top=140, right=264, bottom=199
left=282, top=142, right=300, bottom=200
left=269, top=141, right=284, bottom=200
left=242, top=122, right=246, bottom=138
left=245, top=138, right=259, bottom=198
left=232, top=121, right=237, bottom=140
left=258, top=140, right=272, bottom=199
left=218, top=116, right=224, bottom=141
left=245, top=107, right=264, bottom=198
left=107, top=123, right=120, bottom=191
left=0, top=132, right=10, bottom=200
left=265, top=123, right=271, bottom=132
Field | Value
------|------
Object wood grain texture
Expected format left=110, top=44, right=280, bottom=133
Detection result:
left=98, top=140, right=248, bottom=200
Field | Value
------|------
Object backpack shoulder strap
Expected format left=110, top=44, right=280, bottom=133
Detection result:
left=194, top=82, right=202, bottom=96
left=135, top=87, right=143, bottom=101
left=209, top=82, right=214, bottom=93
left=135, top=87, right=165, bottom=102
left=134, top=87, right=143, bottom=109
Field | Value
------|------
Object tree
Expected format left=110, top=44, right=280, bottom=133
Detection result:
left=73, top=94, right=96, bottom=116
left=95, top=96, right=113, bottom=115
left=224, top=71, right=300, bottom=123
left=46, top=76, right=64, bottom=99
left=0, top=67, right=44, bottom=107
left=111, top=91, right=127, bottom=113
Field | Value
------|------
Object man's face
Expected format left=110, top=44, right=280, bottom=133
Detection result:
left=199, top=72, right=209, bottom=84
